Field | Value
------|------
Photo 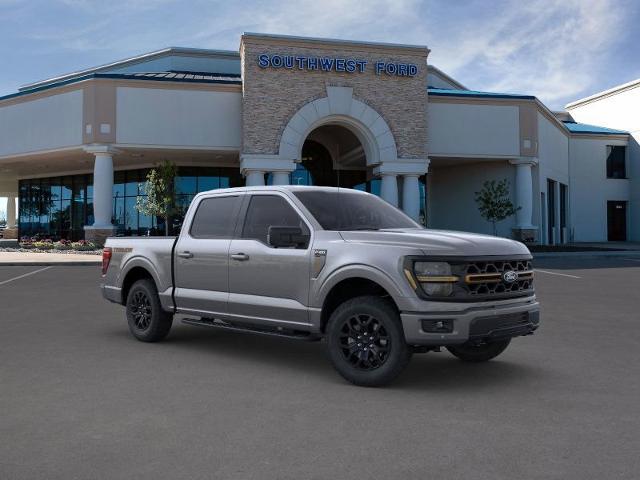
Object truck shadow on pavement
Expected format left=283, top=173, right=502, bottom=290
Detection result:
left=114, top=323, right=543, bottom=391
left=396, top=355, right=541, bottom=391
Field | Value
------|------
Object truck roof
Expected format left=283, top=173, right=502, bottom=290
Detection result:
left=194, top=185, right=371, bottom=197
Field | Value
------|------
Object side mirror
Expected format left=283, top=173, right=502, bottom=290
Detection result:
left=268, top=226, right=309, bottom=248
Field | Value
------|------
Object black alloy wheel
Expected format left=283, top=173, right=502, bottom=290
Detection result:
left=125, top=279, right=173, bottom=342
left=129, top=290, right=153, bottom=331
left=338, top=313, right=390, bottom=371
left=326, top=296, right=412, bottom=387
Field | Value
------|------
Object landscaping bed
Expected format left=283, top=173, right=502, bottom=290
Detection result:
left=0, top=238, right=102, bottom=255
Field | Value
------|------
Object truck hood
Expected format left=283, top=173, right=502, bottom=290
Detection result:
left=339, top=228, right=531, bottom=257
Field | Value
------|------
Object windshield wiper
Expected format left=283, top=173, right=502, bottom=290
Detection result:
left=347, top=227, right=380, bottom=231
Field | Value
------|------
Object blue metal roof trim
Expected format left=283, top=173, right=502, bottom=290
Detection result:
left=0, top=72, right=242, bottom=102
left=130, top=71, right=242, bottom=81
left=562, top=121, right=628, bottom=135
left=427, top=87, right=536, bottom=100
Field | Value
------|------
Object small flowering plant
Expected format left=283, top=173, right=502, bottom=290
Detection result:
left=15, top=237, right=99, bottom=253
left=71, top=240, right=98, bottom=251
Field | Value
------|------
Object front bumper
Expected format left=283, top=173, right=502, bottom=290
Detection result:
left=400, top=296, right=540, bottom=346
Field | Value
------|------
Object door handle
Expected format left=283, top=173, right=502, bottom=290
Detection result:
left=231, top=253, right=250, bottom=261
left=177, top=251, right=194, bottom=259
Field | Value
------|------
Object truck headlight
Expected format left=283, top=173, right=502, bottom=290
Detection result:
left=410, top=261, right=458, bottom=297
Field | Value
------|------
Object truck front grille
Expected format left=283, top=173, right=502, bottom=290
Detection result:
left=462, top=260, right=533, bottom=297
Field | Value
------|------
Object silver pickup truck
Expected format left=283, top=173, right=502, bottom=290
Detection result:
left=101, top=186, right=540, bottom=386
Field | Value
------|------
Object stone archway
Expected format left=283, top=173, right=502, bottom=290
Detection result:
left=278, top=86, right=398, bottom=166
left=240, top=85, right=429, bottom=219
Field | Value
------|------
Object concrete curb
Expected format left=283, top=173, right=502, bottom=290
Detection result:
left=533, top=250, right=640, bottom=258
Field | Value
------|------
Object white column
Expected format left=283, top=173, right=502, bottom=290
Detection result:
left=271, top=171, right=290, bottom=185
left=84, top=146, right=118, bottom=234
left=401, top=175, right=420, bottom=221
left=6, top=195, right=16, bottom=229
left=245, top=170, right=265, bottom=186
left=380, top=173, right=398, bottom=207
left=92, top=152, right=114, bottom=228
left=510, top=158, right=537, bottom=228
left=241, top=154, right=294, bottom=188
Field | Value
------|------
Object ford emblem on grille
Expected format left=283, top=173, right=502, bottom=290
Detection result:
left=502, top=270, right=518, bottom=283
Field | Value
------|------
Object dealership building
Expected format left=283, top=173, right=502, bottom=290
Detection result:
left=0, top=33, right=637, bottom=244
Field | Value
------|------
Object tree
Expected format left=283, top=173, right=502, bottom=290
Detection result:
left=474, top=179, right=520, bottom=236
left=136, top=160, right=178, bottom=236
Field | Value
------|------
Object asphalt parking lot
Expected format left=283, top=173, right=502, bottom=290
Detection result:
left=1, top=257, right=640, bottom=479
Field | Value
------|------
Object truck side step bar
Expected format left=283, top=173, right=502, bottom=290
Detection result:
left=181, top=317, right=321, bottom=341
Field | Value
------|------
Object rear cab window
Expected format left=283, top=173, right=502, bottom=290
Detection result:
left=189, top=195, right=242, bottom=238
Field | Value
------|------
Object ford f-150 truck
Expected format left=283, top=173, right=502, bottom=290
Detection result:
left=101, top=186, right=540, bottom=386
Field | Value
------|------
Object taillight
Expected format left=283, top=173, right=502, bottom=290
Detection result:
left=102, top=247, right=112, bottom=276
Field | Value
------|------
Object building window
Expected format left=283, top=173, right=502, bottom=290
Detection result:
left=547, top=179, right=556, bottom=244
left=560, top=183, right=568, bottom=243
left=18, top=166, right=243, bottom=240
left=18, top=175, right=92, bottom=241
left=606, top=146, right=626, bottom=179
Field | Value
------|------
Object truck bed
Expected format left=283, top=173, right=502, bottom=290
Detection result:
left=103, top=236, right=177, bottom=308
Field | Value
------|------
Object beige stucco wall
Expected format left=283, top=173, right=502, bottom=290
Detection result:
left=427, top=102, right=520, bottom=157
left=429, top=161, right=517, bottom=237
left=116, top=86, right=242, bottom=148
left=240, top=35, right=429, bottom=160
left=0, top=176, right=18, bottom=196
left=0, top=90, right=83, bottom=157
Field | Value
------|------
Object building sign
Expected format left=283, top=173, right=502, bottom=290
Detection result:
left=257, top=53, right=418, bottom=77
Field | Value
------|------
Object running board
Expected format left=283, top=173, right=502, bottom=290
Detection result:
left=181, top=317, right=321, bottom=341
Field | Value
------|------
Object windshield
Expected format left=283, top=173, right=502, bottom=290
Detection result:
left=293, top=190, right=419, bottom=231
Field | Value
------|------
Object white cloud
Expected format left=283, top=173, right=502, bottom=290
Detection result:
left=5, top=0, right=634, bottom=109
left=426, top=0, right=631, bottom=108
left=181, top=0, right=633, bottom=107
left=188, top=0, right=427, bottom=47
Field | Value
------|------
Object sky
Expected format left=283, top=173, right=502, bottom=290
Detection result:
left=1, top=0, right=640, bottom=214
left=1, top=0, right=639, bottom=108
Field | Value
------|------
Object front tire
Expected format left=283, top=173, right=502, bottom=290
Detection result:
left=126, top=279, right=173, bottom=342
left=326, top=296, right=412, bottom=387
left=446, top=339, right=511, bottom=362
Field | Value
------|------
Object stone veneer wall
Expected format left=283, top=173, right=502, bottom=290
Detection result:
left=240, top=36, right=429, bottom=160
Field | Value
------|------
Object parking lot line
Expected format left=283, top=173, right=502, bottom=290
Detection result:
left=0, top=266, right=52, bottom=286
left=534, top=269, right=581, bottom=279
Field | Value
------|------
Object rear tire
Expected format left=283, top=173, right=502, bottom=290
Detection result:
left=446, top=339, right=511, bottom=362
left=126, top=279, right=173, bottom=342
left=326, top=296, right=412, bottom=387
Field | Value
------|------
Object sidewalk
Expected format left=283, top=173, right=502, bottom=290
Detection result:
left=0, top=251, right=102, bottom=266
left=532, top=242, right=640, bottom=258
left=533, top=250, right=640, bottom=258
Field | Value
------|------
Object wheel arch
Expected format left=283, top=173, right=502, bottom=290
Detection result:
left=119, top=260, right=161, bottom=305
left=318, top=266, right=406, bottom=333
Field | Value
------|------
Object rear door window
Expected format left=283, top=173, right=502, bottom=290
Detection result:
left=190, top=195, right=241, bottom=238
